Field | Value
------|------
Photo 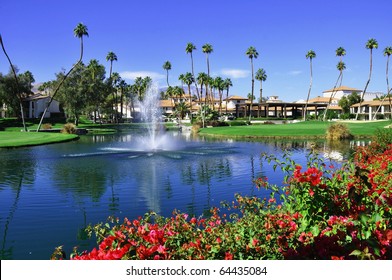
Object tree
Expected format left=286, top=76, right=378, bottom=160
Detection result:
left=186, top=42, right=199, bottom=113
left=223, top=78, right=233, bottom=115
left=323, top=61, right=346, bottom=121
left=246, top=46, right=258, bottom=121
left=85, top=59, right=107, bottom=123
left=56, top=63, right=88, bottom=125
left=106, top=51, right=118, bottom=121
left=183, top=72, right=194, bottom=105
left=323, top=47, right=346, bottom=121
left=202, top=44, right=213, bottom=108
left=197, top=72, right=208, bottom=103
left=255, top=68, right=267, bottom=104
left=106, top=51, right=118, bottom=79
left=174, top=101, right=190, bottom=120
left=303, top=50, right=316, bottom=121
left=373, top=46, right=392, bottom=119
left=162, top=61, right=172, bottom=87
left=37, top=22, right=88, bottom=131
left=213, top=76, right=224, bottom=115
left=22, top=70, right=35, bottom=92
left=339, top=91, right=361, bottom=114
left=355, top=38, right=378, bottom=120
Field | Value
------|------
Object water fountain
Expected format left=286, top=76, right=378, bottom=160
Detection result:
left=134, top=84, right=174, bottom=152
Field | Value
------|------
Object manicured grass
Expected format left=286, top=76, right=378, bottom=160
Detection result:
left=198, top=120, right=392, bottom=139
left=0, top=131, right=79, bottom=148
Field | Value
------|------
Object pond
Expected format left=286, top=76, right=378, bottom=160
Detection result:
left=0, top=131, right=361, bottom=259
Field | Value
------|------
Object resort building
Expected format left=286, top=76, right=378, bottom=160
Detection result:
left=23, top=93, right=63, bottom=118
left=322, top=86, right=362, bottom=99
left=351, top=98, right=392, bottom=120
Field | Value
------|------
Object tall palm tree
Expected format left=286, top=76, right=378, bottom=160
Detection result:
left=255, top=68, right=267, bottom=103
left=214, top=76, right=224, bottom=115
left=246, top=46, right=259, bottom=121
left=106, top=51, right=118, bottom=79
left=323, top=47, right=346, bottom=121
left=336, top=47, right=346, bottom=62
left=106, top=51, right=118, bottom=121
left=0, top=34, right=27, bottom=131
left=355, top=38, right=378, bottom=120
left=186, top=42, right=199, bottom=110
left=303, top=50, right=316, bottom=121
left=37, top=22, right=88, bottom=131
left=223, top=78, right=233, bottom=115
left=255, top=68, right=267, bottom=118
left=323, top=61, right=346, bottom=121
left=197, top=72, right=208, bottom=103
left=162, top=60, right=172, bottom=87
left=202, top=43, right=213, bottom=108
left=373, top=46, right=392, bottom=119
left=183, top=72, right=194, bottom=112
left=178, top=73, right=185, bottom=92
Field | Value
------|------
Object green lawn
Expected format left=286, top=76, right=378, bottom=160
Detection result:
left=198, top=120, right=392, bottom=138
left=0, top=131, right=79, bottom=148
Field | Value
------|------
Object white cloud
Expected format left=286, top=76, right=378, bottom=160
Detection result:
left=288, top=70, right=303, bottom=76
left=219, top=68, right=250, bottom=79
left=120, top=71, right=165, bottom=81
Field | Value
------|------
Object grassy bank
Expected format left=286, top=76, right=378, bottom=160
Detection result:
left=198, top=120, right=391, bottom=139
left=0, top=131, right=79, bottom=148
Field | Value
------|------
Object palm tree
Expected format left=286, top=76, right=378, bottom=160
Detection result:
left=303, top=50, right=316, bottom=121
left=174, top=101, right=190, bottom=120
left=246, top=46, right=259, bottom=121
left=37, top=22, right=88, bottom=131
left=336, top=47, right=346, bottom=62
left=178, top=73, right=185, bottom=92
left=186, top=42, right=199, bottom=110
left=0, top=34, right=27, bottom=131
left=106, top=51, right=118, bottom=121
left=106, top=51, right=118, bottom=79
left=355, top=38, right=378, bottom=120
left=202, top=43, right=213, bottom=108
left=162, top=60, right=172, bottom=87
left=323, top=61, right=346, bottom=121
left=373, top=46, right=392, bottom=119
left=323, top=47, right=346, bottom=121
left=213, top=76, right=224, bottom=115
left=197, top=72, right=208, bottom=103
left=117, top=79, right=128, bottom=121
left=223, top=78, right=233, bottom=115
left=255, top=68, right=267, bottom=102
left=182, top=72, right=194, bottom=112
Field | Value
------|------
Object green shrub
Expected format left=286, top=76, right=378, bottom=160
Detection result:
left=326, top=123, right=354, bottom=140
left=42, top=123, right=53, bottom=129
left=61, top=123, right=77, bottom=134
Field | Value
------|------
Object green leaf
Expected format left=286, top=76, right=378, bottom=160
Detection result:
left=349, top=250, right=362, bottom=256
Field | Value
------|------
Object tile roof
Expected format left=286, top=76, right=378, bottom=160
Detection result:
left=322, top=86, right=362, bottom=93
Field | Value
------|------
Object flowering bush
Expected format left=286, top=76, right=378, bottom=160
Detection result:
left=53, top=142, right=392, bottom=260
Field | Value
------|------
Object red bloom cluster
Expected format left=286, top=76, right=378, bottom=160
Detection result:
left=293, top=165, right=323, bottom=187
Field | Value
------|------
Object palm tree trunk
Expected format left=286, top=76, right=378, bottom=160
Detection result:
left=249, top=59, right=254, bottom=122
left=0, top=35, right=27, bottom=131
left=356, top=49, right=373, bottom=120
left=37, top=37, right=84, bottom=131
left=225, top=88, right=229, bottom=115
left=303, top=59, right=313, bottom=121
left=323, top=71, right=342, bottom=121
left=373, top=55, right=391, bottom=119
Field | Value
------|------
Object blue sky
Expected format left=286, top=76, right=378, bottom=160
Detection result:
left=0, top=0, right=391, bottom=101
